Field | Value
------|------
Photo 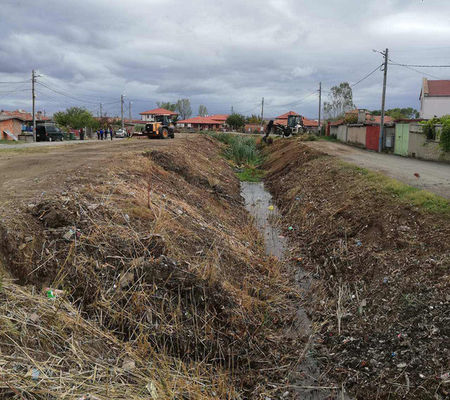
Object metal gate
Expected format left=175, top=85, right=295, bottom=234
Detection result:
left=365, top=125, right=380, bottom=151
left=394, top=123, right=409, bottom=156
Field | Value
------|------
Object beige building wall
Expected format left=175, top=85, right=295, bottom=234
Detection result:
left=347, top=126, right=366, bottom=146
left=337, top=125, right=347, bottom=142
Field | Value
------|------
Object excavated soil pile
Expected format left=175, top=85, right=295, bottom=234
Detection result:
left=0, top=136, right=302, bottom=399
left=264, top=138, right=449, bottom=400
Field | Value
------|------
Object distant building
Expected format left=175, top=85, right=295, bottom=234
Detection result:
left=177, top=114, right=229, bottom=131
left=420, top=78, right=450, bottom=119
left=345, top=109, right=394, bottom=125
left=0, top=109, right=51, bottom=140
left=139, top=107, right=178, bottom=122
left=0, top=115, right=25, bottom=140
left=274, top=111, right=319, bottom=132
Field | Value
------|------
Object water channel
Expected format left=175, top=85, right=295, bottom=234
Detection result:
left=241, top=181, right=351, bottom=400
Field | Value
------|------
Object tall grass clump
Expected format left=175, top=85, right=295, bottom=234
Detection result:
left=207, top=132, right=262, bottom=166
left=206, top=132, right=265, bottom=181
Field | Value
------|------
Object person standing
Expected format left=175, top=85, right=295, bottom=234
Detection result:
left=80, top=127, right=85, bottom=140
left=97, top=129, right=100, bottom=140
left=110, top=127, right=113, bottom=140
left=100, top=128, right=104, bottom=140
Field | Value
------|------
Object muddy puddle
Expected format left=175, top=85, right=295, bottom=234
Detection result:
left=241, top=181, right=351, bottom=400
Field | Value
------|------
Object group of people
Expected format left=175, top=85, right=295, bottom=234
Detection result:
left=97, top=127, right=114, bottom=140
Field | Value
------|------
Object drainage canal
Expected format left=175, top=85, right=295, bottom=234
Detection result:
left=241, top=181, right=351, bottom=400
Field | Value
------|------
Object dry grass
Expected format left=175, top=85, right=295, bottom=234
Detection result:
left=0, top=135, right=302, bottom=399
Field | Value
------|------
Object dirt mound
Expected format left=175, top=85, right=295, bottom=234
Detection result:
left=264, top=138, right=450, bottom=399
left=0, top=135, right=302, bottom=398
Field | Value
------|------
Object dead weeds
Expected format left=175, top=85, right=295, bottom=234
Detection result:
left=0, top=135, right=302, bottom=399
left=264, top=138, right=450, bottom=399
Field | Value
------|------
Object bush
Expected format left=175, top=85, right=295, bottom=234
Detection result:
left=207, top=132, right=262, bottom=166
left=440, top=120, right=450, bottom=152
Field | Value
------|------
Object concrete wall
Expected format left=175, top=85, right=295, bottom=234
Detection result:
left=330, top=126, right=338, bottom=136
left=408, top=124, right=450, bottom=162
left=420, top=96, right=450, bottom=119
left=337, top=125, right=347, bottom=142
left=347, top=125, right=366, bottom=146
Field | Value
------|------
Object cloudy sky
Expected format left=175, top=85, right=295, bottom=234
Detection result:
left=1, top=0, right=449, bottom=119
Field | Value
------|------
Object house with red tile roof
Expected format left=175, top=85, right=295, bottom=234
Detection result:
left=274, top=111, right=318, bottom=131
left=139, top=107, right=178, bottom=122
left=0, top=115, right=26, bottom=140
left=209, top=114, right=229, bottom=123
left=176, top=116, right=224, bottom=130
left=345, top=109, right=394, bottom=125
left=420, top=78, right=450, bottom=119
left=0, top=109, right=51, bottom=122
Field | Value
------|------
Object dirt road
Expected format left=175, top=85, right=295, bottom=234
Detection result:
left=305, top=140, right=450, bottom=199
left=0, top=134, right=189, bottom=203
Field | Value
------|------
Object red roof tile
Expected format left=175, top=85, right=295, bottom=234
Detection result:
left=275, top=111, right=300, bottom=119
left=209, top=114, right=229, bottom=122
left=139, top=107, right=178, bottom=115
left=302, top=117, right=318, bottom=127
left=426, top=80, right=450, bottom=97
left=177, top=116, right=222, bottom=124
left=0, top=110, right=50, bottom=122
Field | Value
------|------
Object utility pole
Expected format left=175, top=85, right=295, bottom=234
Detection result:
left=231, top=106, right=234, bottom=114
left=121, top=95, right=124, bottom=129
left=128, top=101, right=132, bottom=121
left=99, top=103, right=103, bottom=118
left=32, top=70, right=36, bottom=142
left=318, top=82, right=322, bottom=135
left=379, top=48, right=389, bottom=152
left=260, top=97, right=264, bottom=132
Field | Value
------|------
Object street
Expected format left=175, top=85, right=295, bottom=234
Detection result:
left=305, top=140, right=450, bottom=199
left=0, top=134, right=189, bottom=203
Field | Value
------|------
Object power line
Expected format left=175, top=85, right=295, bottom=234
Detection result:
left=0, top=88, right=30, bottom=95
left=388, top=62, right=450, bottom=68
left=0, top=80, right=30, bottom=84
left=351, top=64, right=383, bottom=87
left=36, top=81, right=101, bottom=105
left=38, top=76, right=120, bottom=102
left=388, top=60, right=444, bottom=80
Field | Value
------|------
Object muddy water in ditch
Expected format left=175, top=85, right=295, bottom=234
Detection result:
left=241, top=181, right=350, bottom=400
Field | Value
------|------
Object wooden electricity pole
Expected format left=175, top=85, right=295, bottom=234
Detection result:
left=32, top=70, right=36, bottom=142
left=379, top=48, right=389, bottom=152
left=260, top=97, right=264, bottom=132
left=318, top=82, right=322, bottom=134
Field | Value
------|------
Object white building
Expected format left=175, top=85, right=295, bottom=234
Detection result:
left=420, top=78, right=450, bottom=119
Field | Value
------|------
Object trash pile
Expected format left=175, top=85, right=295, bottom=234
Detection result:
left=264, top=139, right=450, bottom=399
left=0, top=135, right=302, bottom=398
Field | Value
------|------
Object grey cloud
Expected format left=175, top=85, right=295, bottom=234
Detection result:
left=0, top=0, right=449, bottom=118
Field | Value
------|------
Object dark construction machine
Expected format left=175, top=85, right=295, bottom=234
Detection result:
left=263, top=114, right=305, bottom=141
left=142, top=115, right=175, bottom=139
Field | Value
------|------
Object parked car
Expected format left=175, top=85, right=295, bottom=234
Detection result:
left=36, top=123, right=64, bottom=142
left=115, top=129, right=126, bottom=138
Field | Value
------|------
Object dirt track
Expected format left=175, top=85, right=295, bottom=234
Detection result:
left=305, top=140, right=450, bottom=198
left=0, top=134, right=190, bottom=203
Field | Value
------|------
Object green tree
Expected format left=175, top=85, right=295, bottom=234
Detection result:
left=175, top=99, right=192, bottom=120
left=372, top=108, right=419, bottom=119
left=226, top=113, right=246, bottom=130
left=54, top=107, right=97, bottom=129
left=246, top=114, right=262, bottom=124
left=156, top=101, right=177, bottom=111
left=198, top=105, right=208, bottom=117
left=323, top=82, right=355, bottom=119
